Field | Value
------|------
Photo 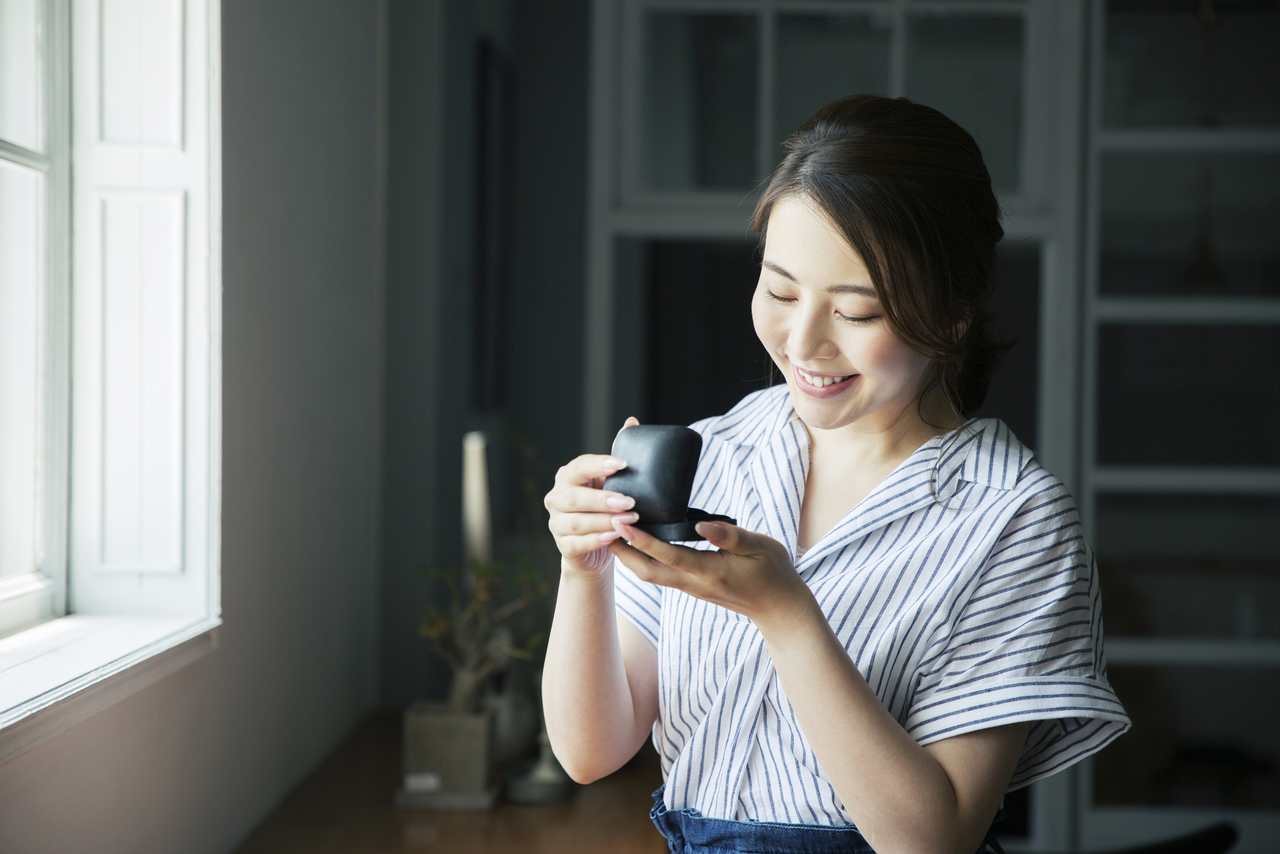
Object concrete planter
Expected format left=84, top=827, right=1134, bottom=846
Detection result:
left=394, top=701, right=499, bottom=810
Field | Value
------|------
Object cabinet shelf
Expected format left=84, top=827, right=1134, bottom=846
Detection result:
left=1094, top=297, right=1280, bottom=325
left=1096, top=128, right=1280, bottom=153
left=1106, top=637, right=1280, bottom=667
left=1091, top=467, right=1280, bottom=495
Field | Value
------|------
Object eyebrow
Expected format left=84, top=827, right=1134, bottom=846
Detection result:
left=761, top=260, right=878, bottom=299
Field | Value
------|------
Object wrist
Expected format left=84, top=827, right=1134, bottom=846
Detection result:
left=752, top=584, right=825, bottom=647
left=560, top=556, right=614, bottom=589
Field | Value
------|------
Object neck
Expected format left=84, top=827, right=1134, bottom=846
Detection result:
left=805, top=393, right=962, bottom=471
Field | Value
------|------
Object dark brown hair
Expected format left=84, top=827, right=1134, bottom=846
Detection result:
left=752, top=94, right=1006, bottom=423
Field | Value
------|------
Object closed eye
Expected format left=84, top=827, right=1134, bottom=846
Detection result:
left=768, top=289, right=877, bottom=323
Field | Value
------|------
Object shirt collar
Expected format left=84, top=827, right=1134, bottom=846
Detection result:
left=939, top=418, right=1030, bottom=497
left=743, top=395, right=1032, bottom=567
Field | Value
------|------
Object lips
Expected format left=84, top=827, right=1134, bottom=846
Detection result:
left=796, top=366, right=853, bottom=387
left=793, top=365, right=857, bottom=397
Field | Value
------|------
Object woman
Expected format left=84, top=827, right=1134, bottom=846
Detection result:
left=542, top=95, right=1128, bottom=854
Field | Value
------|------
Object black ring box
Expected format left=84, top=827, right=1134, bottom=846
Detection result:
left=602, top=425, right=735, bottom=542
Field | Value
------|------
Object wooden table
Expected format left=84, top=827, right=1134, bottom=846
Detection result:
left=234, top=711, right=669, bottom=854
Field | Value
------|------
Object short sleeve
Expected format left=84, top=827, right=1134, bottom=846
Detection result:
left=904, top=485, right=1131, bottom=789
left=613, top=555, right=663, bottom=648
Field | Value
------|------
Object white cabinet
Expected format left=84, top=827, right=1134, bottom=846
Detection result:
left=586, top=1, right=1089, bottom=848
left=586, top=1, right=1280, bottom=848
left=1078, top=1, right=1280, bottom=849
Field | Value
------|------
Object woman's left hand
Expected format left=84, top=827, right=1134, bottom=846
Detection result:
left=607, top=520, right=816, bottom=632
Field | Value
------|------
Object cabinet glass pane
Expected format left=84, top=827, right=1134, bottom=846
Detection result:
left=973, top=241, right=1040, bottom=451
left=1096, top=324, right=1280, bottom=466
left=904, top=13, right=1023, bottom=192
left=643, top=14, right=758, bottom=192
left=1104, top=1, right=1280, bottom=128
left=1097, top=494, right=1280, bottom=640
left=773, top=14, right=890, bottom=152
left=1094, top=665, right=1280, bottom=808
left=0, top=161, right=42, bottom=579
left=1100, top=153, right=1280, bottom=297
left=644, top=240, right=771, bottom=427
left=0, top=0, right=41, bottom=151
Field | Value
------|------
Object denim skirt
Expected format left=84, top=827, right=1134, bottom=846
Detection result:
left=650, top=787, right=1005, bottom=854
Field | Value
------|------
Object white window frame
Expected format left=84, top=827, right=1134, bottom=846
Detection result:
left=0, top=0, right=221, bottom=766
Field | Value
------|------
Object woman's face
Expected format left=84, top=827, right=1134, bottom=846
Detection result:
left=752, top=197, right=933, bottom=435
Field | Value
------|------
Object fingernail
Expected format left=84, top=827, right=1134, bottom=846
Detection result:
left=696, top=521, right=724, bottom=539
left=605, top=495, right=635, bottom=511
left=611, top=512, right=639, bottom=525
left=598, top=530, right=621, bottom=544
left=602, top=456, right=627, bottom=472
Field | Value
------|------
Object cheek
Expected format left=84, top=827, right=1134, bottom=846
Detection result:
left=751, top=291, right=784, bottom=352
left=861, top=331, right=931, bottom=386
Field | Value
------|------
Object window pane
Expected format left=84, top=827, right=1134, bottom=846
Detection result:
left=1097, top=494, right=1280, bottom=639
left=904, top=13, right=1024, bottom=192
left=773, top=14, right=890, bottom=152
left=1104, top=1, right=1280, bottom=128
left=643, top=14, right=758, bottom=192
left=0, top=0, right=41, bottom=151
left=644, top=239, right=770, bottom=426
left=1100, top=153, right=1280, bottom=297
left=1096, top=324, right=1280, bottom=466
left=1095, top=665, right=1280, bottom=808
left=0, top=161, right=42, bottom=579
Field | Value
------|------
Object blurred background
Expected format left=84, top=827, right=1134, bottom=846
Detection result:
left=0, top=0, right=1276, bottom=852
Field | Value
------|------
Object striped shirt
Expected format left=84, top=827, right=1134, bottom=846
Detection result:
left=613, top=386, right=1130, bottom=825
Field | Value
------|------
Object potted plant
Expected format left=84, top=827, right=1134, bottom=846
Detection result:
left=396, top=555, right=548, bottom=810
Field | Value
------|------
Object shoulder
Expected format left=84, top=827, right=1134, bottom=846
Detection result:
left=938, top=418, right=1068, bottom=503
left=688, top=385, right=792, bottom=450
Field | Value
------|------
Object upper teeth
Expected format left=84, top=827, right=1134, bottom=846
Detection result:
left=798, top=368, right=851, bottom=387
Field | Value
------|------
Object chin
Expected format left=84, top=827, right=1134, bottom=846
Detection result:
left=786, top=387, right=857, bottom=430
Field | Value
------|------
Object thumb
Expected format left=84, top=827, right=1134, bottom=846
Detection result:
left=695, top=521, right=764, bottom=555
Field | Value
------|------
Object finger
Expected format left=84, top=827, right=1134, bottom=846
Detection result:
left=552, top=454, right=628, bottom=489
left=562, top=531, right=622, bottom=557
left=607, top=537, right=687, bottom=588
left=548, top=485, right=636, bottom=515
left=613, top=521, right=705, bottom=573
left=694, top=522, right=768, bottom=556
left=614, top=416, right=640, bottom=440
left=550, top=511, right=639, bottom=538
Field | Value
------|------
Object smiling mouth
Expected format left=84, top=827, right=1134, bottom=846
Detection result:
left=795, top=366, right=855, bottom=388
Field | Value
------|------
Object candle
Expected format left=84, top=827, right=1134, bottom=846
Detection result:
left=462, top=431, right=493, bottom=564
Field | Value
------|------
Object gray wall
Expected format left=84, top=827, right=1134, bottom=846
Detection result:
left=0, top=1, right=383, bottom=851
left=378, top=0, right=473, bottom=710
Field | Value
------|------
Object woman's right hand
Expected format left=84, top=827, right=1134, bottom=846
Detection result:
left=544, top=417, right=641, bottom=574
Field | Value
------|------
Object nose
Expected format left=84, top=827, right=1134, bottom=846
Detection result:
left=788, top=304, right=837, bottom=363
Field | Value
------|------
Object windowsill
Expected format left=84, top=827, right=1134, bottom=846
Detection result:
left=0, top=614, right=221, bottom=766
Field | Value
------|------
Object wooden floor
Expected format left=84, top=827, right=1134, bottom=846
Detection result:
left=234, top=711, right=669, bottom=854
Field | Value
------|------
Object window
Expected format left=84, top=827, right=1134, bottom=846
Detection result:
left=0, top=0, right=68, bottom=639
left=0, top=0, right=220, bottom=758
